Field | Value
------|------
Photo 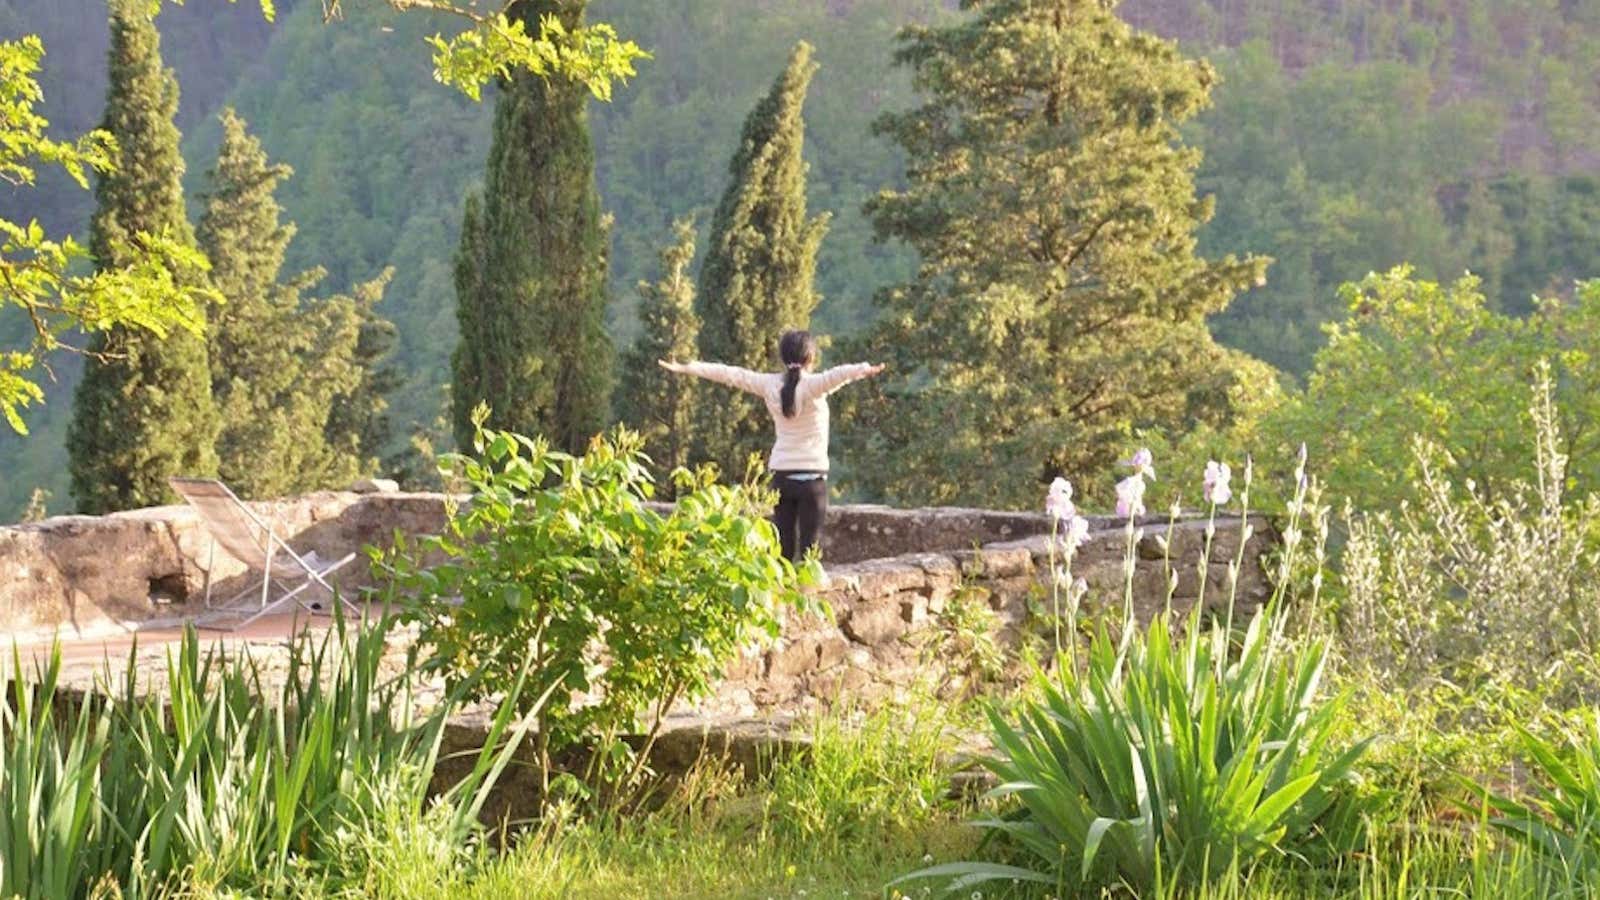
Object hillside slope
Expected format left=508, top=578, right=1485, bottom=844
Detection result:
left=3, top=0, right=1600, bottom=520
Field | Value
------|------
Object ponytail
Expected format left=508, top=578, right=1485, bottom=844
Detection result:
left=781, top=364, right=803, bottom=417
left=777, top=330, right=818, bottom=419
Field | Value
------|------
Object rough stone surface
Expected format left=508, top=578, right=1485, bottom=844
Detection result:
left=3, top=495, right=1278, bottom=719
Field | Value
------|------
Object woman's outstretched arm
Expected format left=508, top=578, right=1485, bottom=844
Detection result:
left=658, top=359, right=768, bottom=395
left=806, top=362, right=887, bottom=396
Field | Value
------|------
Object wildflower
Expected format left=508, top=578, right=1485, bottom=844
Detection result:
left=1203, top=460, right=1232, bottom=506
left=1115, top=474, right=1146, bottom=518
left=1045, top=477, right=1075, bottom=520
left=1063, top=513, right=1090, bottom=550
left=1122, top=447, right=1156, bottom=480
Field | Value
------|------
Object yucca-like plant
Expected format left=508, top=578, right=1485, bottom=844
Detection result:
left=902, top=450, right=1368, bottom=895
left=1470, top=714, right=1600, bottom=893
left=905, top=609, right=1368, bottom=894
left=0, top=647, right=112, bottom=900
left=1, top=616, right=534, bottom=898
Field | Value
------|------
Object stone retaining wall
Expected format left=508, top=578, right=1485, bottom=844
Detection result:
left=712, top=513, right=1275, bottom=714
left=2, top=491, right=1274, bottom=710
left=1, top=491, right=1072, bottom=634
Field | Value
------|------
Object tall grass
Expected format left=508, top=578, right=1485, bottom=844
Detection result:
left=0, top=616, right=533, bottom=898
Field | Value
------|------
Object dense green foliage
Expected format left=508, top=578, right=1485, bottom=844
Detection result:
left=322, top=0, right=645, bottom=101
left=0, top=35, right=215, bottom=436
left=0, top=621, right=529, bottom=899
left=199, top=107, right=389, bottom=498
left=66, top=0, right=219, bottom=514
left=1336, top=365, right=1600, bottom=699
left=7, top=0, right=1600, bottom=521
left=1259, top=269, right=1600, bottom=513
left=385, top=416, right=815, bottom=802
left=616, top=217, right=699, bottom=487
left=843, top=0, right=1267, bottom=507
left=450, top=0, right=612, bottom=455
left=692, top=41, right=828, bottom=475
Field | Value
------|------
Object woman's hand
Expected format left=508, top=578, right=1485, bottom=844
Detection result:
left=658, top=359, right=688, bottom=374
left=865, top=363, right=887, bottom=377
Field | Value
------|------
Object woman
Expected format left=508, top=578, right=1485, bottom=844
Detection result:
left=659, top=330, right=884, bottom=563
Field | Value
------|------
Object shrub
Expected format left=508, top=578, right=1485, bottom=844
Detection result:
left=383, top=411, right=817, bottom=802
left=1261, top=269, right=1600, bottom=514
left=1337, top=363, right=1600, bottom=696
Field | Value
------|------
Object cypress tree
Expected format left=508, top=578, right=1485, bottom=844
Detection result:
left=843, top=0, right=1270, bottom=507
left=450, top=0, right=612, bottom=453
left=198, top=108, right=387, bottom=498
left=324, top=274, right=403, bottom=474
left=618, top=218, right=700, bottom=490
left=694, top=41, right=830, bottom=476
left=67, top=0, right=218, bottom=514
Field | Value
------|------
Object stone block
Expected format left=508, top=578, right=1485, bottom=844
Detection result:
left=844, top=598, right=908, bottom=646
left=817, top=635, right=850, bottom=670
left=765, top=637, right=820, bottom=679
left=899, top=591, right=930, bottom=629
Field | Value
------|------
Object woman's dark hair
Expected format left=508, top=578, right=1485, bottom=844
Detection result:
left=778, top=330, right=818, bottom=418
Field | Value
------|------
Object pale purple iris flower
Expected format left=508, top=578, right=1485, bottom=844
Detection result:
left=1115, top=474, right=1147, bottom=518
left=1122, top=447, right=1156, bottom=481
left=1046, top=477, right=1091, bottom=549
left=1203, top=460, right=1232, bottom=506
left=1046, top=477, right=1074, bottom=521
left=1063, top=513, right=1090, bottom=550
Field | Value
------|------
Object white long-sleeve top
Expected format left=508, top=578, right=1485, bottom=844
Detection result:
left=681, top=362, right=876, bottom=472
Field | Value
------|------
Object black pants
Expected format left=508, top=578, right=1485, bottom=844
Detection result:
left=771, top=472, right=827, bottom=563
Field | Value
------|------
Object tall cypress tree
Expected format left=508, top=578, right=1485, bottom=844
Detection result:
left=199, top=108, right=390, bottom=498
left=451, top=0, right=612, bottom=453
left=694, top=41, right=830, bottom=476
left=842, top=0, right=1270, bottom=507
left=618, top=218, right=700, bottom=490
left=67, top=0, right=218, bottom=514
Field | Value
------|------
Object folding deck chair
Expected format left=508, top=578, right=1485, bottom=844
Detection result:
left=169, top=477, right=361, bottom=630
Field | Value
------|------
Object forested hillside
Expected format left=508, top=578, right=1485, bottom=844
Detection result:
left=4, top=0, right=1600, bottom=519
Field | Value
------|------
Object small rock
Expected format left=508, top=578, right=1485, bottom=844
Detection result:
left=349, top=478, right=400, bottom=494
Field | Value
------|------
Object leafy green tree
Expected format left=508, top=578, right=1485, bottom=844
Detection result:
left=451, top=0, right=613, bottom=454
left=693, top=41, right=828, bottom=475
left=66, top=0, right=220, bottom=514
left=320, top=0, right=646, bottom=100
left=844, top=0, right=1268, bottom=508
left=198, top=107, right=388, bottom=498
left=1262, top=268, right=1600, bottom=513
left=0, top=34, right=213, bottom=435
left=618, top=217, right=699, bottom=489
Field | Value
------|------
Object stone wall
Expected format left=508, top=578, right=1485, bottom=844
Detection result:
left=711, top=514, right=1276, bottom=714
left=0, top=491, right=447, bottom=637
left=1, top=491, right=1275, bottom=699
